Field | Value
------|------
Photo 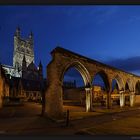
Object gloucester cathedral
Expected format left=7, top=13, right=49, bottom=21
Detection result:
left=1, top=27, right=76, bottom=103
left=3, top=27, right=43, bottom=79
left=2, top=27, right=44, bottom=101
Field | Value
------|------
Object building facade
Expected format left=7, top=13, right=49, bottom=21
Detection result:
left=0, top=65, right=9, bottom=107
left=2, top=27, right=44, bottom=101
left=2, top=27, right=38, bottom=78
left=13, top=27, right=34, bottom=72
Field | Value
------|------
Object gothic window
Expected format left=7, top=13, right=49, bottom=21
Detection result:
left=16, top=62, right=19, bottom=69
left=20, top=47, right=24, bottom=52
left=17, top=47, right=22, bottom=52
left=21, top=41, right=24, bottom=46
left=18, top=55, right=21, bottom=59
left=26, top=49, right=30, bottom=54
left=27, top=59, right=30, bottom=63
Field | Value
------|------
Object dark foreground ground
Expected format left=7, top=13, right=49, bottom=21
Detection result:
left=0, top=102, right=140, bottom=136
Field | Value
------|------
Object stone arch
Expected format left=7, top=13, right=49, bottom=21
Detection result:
left=92, top=70, right=110, bottom=92
left=61, top=61, right=92, bottom=112
left=112, top=75, right=125, bottom=91
left=60, top=61, right=91, bottom=87
left=135, top=80, right=140, bottom=95
left=124, top=80, right=134, bottom=107
left=125, top=78, right=134, bottom=91
left=92, top=70, right=111, bottom=109
left=45, top=59, right=92, bottom=118
left=125, top=82, right=130, bottom=91
left=111, top=75, right=125, bottom=107
left=45, top=47, right=140, bottom=118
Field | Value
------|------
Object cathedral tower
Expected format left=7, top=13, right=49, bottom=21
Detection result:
left=13, top=27, right=34, bottom=71
left=22, top=55, right=27, bottom=78
left=38, top=61, right=43, bottom=80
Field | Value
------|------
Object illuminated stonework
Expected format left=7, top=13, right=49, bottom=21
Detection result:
left=2, top=28, right=43, bottom=80
left=0, top=66, right=9, bottom=108
left=13, top=27, right=34, bottom=71
left=45, top=47, right=140, bottom=119
left=2, top=64, right=21, bottom=78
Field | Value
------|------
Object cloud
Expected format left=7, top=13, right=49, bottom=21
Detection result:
left=128, top=15, right=140, bottom=23
left=61, top=6, right=119, bottom=28
left=105, top=56, right=140, bottom=73
left=93, top=6, right=119, bottom=24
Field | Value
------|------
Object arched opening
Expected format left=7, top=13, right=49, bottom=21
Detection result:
left=125, top=82, right=130, bottom=106
left=125, top=82, right=130, bottom=92
left=63, top=67, right=85, bottom=112
left=135, top=81, right=140, bottom=106
left=135, top=81, right=140, bottom=95
left=111, top=79, right=120, bottom=107
left=92, top=71, right=110, bottom=109
left=61, top=62, right=91, bottom=112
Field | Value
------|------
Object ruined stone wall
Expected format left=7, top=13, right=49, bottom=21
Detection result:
left=63, top=88, right=85, bottom=101
left=45, top=47, right=140, bottom=119
left=134, top=95, right=140, bottom=105
left=0, top=73, right=3, bottom=108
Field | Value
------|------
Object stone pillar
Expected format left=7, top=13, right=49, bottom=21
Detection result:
left=90, top=88, right=93, bottom=111
left=85, top=87, right=92, bottom=112
left=130, top=92, right=135, bottom=107
left=119, top=91, right=125, bottom=107
left=0, top=79, right=3, bottom=108
left=107, top=91, right=111, bottom=109
left=44, top=60, right=65, bottom=119
left=45, top=80, right=63, bottom=119
left=0, top=96, right=2, bottom=108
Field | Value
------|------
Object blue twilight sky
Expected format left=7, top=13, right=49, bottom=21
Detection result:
left=1, top=6, right=140, bottom=86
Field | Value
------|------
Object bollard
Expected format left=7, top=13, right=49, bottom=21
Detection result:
left=66, top=109, right=70, bottom=127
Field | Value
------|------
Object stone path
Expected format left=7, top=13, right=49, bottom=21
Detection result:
left=0, top=102, right=140, bottom=135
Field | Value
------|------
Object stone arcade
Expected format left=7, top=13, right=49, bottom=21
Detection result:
left=45, top=47, right=140, bottom=119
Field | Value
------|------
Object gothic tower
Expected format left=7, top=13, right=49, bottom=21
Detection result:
left=13, top=27, right=34, bottom=72
left=38, top=61, right=43, bottom=80
left=22, top=55, right=27, bottom=78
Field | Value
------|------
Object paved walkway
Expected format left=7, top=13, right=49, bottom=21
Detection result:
left=0, top=102, right=140, bottom=135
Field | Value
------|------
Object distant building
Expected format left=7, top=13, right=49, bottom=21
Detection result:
left=2, top=27, right=42, bottom=79
left=2, top=27, right=44, bottom=101
left=63, top=85, right=105, bottom=106
left=13, top=27, right=34, bottom=73
left=19, top=79, right=42, bottom=101
left=2, top=64, right=20, bottom=78
left=92, top=85, right=102, bottom=99
left=0, top=65, right=10, bottom=107
left=1, top=27, right=79, bottom=103
left=63, top=80, right=76, bottom=89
